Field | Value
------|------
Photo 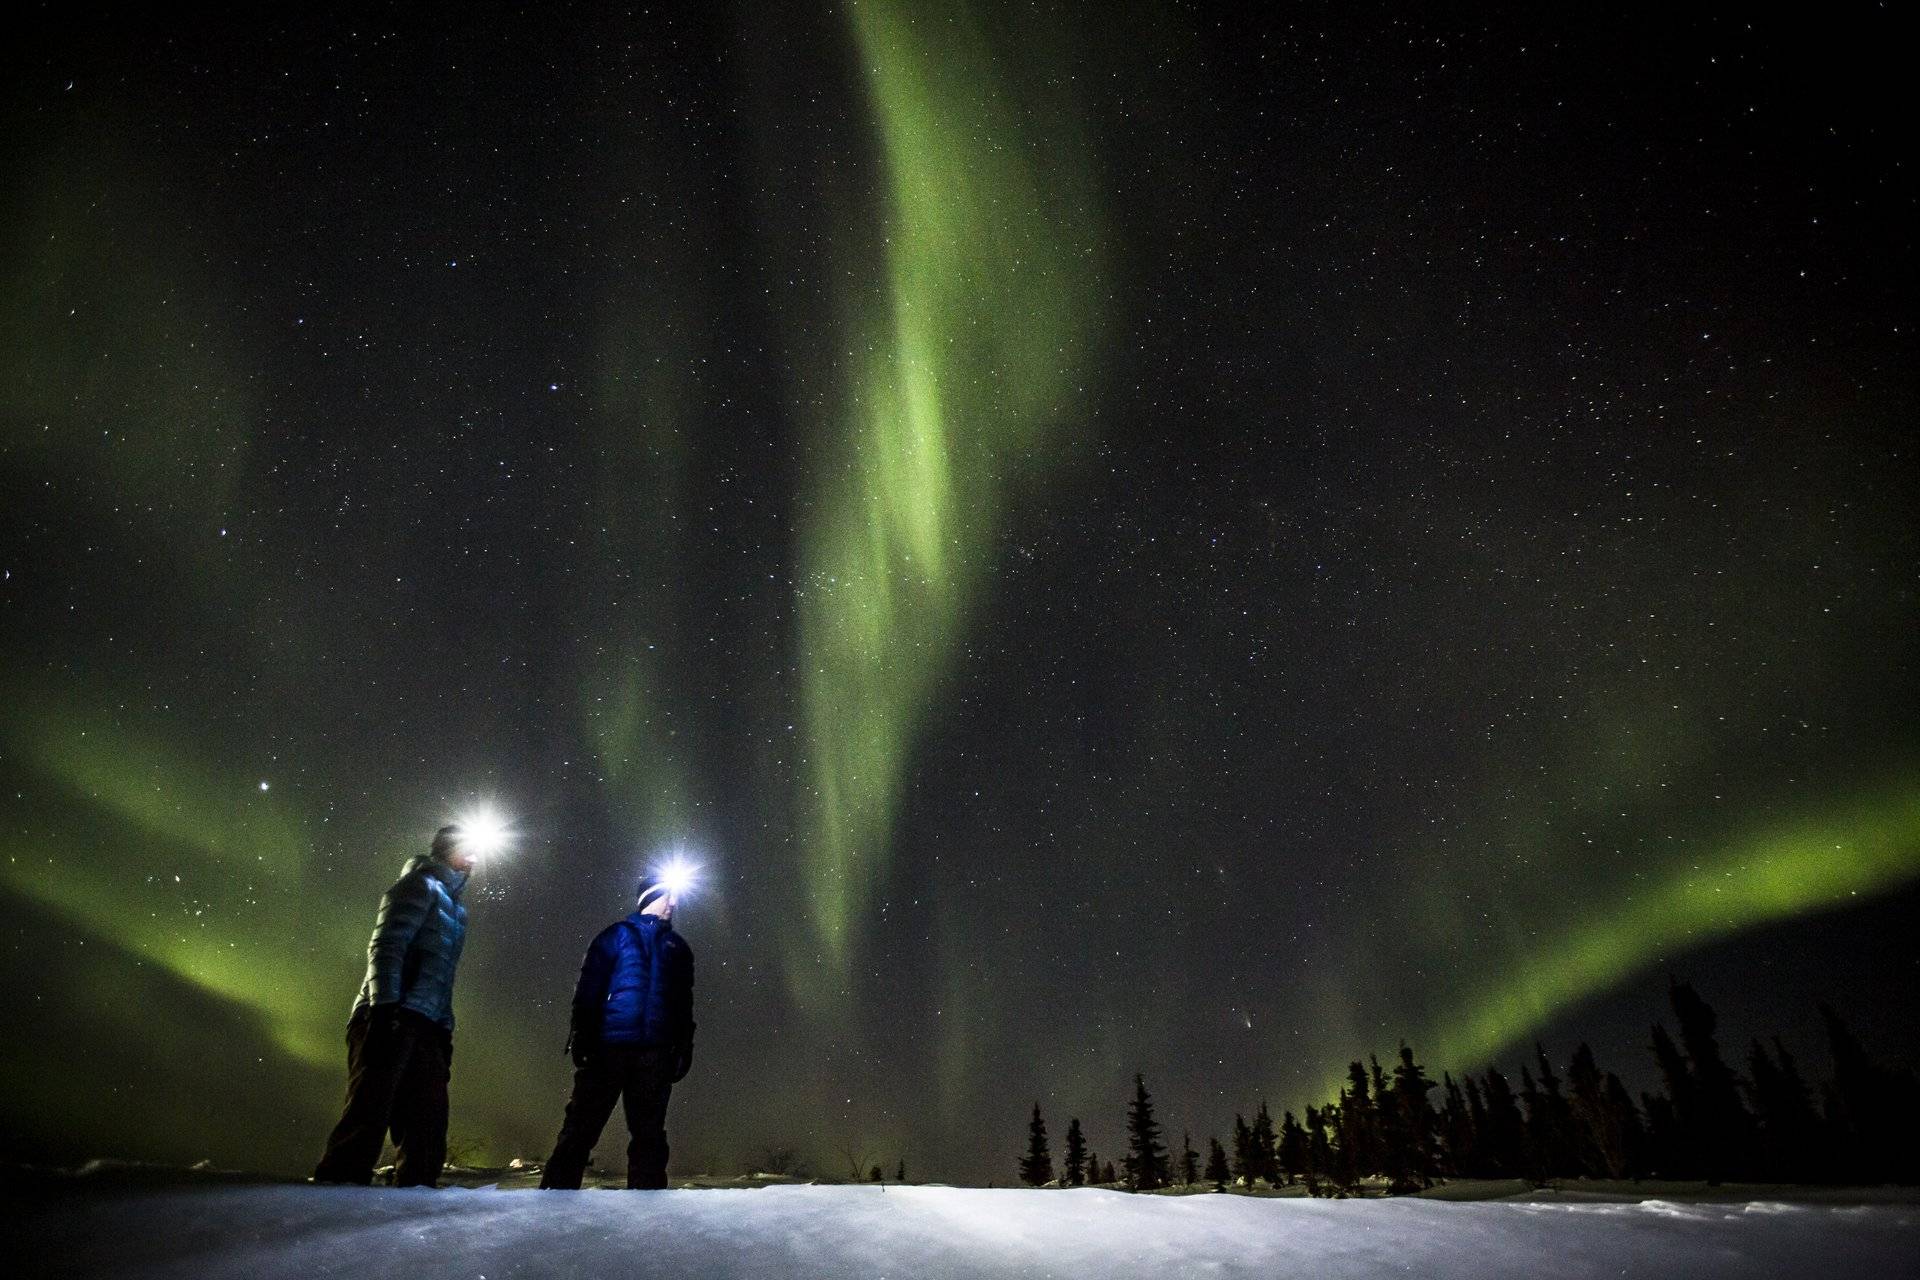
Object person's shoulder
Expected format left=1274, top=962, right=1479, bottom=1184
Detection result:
left=388, top=861, right=434, bottom=895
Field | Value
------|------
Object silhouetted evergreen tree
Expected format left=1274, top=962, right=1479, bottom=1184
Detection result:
left=1669, top=980, right=1753, bottom=1184
left=1230, top=1113, right=1254, bottom=1187
left=1820, top=1003, right=1873, bottom=1175
left=1337, top=1062, right=1382, bottom=1185
left=1479, top=1067, right=1526, bottom=1178
left=1518, top=1066, right=1546, bottom=1183
left=1384, top=1044, right=1439, bottom=1191
left=1649, top=1022, right=1698, bottom=1177
left=1641, top=1089, right=1683, bottom=1178
left=1819, top=1002, right=1917, bottom=1183
left=1251, top=1101, right=1279, bottom=1186
left=1564, top=1044, right=1609, bottom=1177
left=1438, top=1073, right=1474, bottom=1178
left=1370, top=1054, right=1394, bottom=1176
left=1602, top=1072, right=1648, bottom=1180
left=1277, top=1109, right=1306, bottom=1186
left=1063, top=1117, right=1088, bottom=1187
left=1086, top=1149, right=1099, bottom=1185
left=1567, top=1043, right=1641, bottom=1178
left=1205, top=1136, right=1230, bottom=1191
left=1122, top=1074, right=1171, bottom=1190
left=1304, top=1104, right=1332, bottom=1196
left=1019, top=1102, right=1054, bottom=1186
left=1747, top=1038, right=1822, bottom=1182
left=1179, top=1130, right=1198, bottom=1186
left=1459, top=1074, right=1492, bottom=1175
left=1525, top=1044, right=1578, bottom=1180
left=1102, top=1159, right=1117, bottom=1184
left=1330, top=1089, right=1362, bottom=1192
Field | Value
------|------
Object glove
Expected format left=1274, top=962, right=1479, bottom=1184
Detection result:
left=671, top=1040, right=693, bottom=1083
left=365, top=1002, right=405, bottom=1037
left=566, top=1029, right=592, bottom=1070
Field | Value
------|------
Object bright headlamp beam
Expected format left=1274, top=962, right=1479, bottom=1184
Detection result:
left=453, top=807, right=512, bottom=859
left=656, top=855, right=698, bottom=899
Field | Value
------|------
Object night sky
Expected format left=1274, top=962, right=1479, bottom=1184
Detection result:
left=3, top=2, right=1915, bottom=1184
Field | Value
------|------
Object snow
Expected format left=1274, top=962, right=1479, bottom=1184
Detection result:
left=4, top=1183, right=1915, bottom=1279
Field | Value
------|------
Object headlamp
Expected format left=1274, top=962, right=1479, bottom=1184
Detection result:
left=454, top=806, right=513, bottom=859
left=656, top=855, right=698, bottom=899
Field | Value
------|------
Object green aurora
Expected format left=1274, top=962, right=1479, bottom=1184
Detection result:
left=1430, top=776, right=1920, bottom=1072
left=789, top=0, right=1105, bottom=991
left=1, top=1, right=1913, bottom=1178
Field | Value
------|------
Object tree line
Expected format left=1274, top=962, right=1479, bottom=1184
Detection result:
left=1018, top=983, right=1917, bottom=1193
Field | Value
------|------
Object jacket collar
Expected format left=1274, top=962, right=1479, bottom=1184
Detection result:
left=406, top=851, right=470, bottom=899
left=432, top=861, right=470, bottom=898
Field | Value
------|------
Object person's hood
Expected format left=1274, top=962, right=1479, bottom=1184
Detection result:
left=404, top=850, right=470, bottom=898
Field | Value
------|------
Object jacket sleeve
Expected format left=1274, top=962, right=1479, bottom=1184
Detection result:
left=366, top=870, right=432, bottom=1005
left=570, top=929, right=616, bottom=1046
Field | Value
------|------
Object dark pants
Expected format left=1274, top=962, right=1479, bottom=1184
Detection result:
left=313, top=1008, right=452, bottom=1187
left=540, top=1045, right=675, bottom=1189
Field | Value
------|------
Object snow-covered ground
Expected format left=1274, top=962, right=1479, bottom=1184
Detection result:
left=5, top=1181, right=1915, bottom=1279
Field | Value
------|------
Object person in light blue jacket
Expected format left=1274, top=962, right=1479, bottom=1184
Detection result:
left=313, top=825, right=474, bottom=1187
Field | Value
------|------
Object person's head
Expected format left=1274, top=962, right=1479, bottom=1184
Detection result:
left=636, top=872, right=675, bottom=920
left=432, top=824, right=478, bottom=873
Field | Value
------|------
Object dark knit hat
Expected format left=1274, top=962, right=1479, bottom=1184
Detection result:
left=636, top=872, right=670, bottom=910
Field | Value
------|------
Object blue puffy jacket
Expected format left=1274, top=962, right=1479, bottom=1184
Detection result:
left=570, top=912, right=694, bottom=1049
left=352, top=851, right=469, bottom=1031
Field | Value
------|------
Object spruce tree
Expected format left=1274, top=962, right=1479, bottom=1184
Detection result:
left=1277, top=1109, right=1307, bottom=1187
left=1601, top=1072, right=1649, bottom=1181
left=1567, top=1043, right=1641, bottom=1179
left=1566, top=1043, right=1613, bottom=1177
left=1063, top=1117, right=1088, bottom=1187
left=1251, top=1101, right=1279, bottom=1187
left=1205, top=1136, right=1230, bottom=1191
left=1518, top=1065, right=1547, bottom=1184
left=1640, top=1089, right=1683, bottom=1178
left=1019, top=1102, right=1055, bottom=1186
left=1670, top=981, right=1753, bottom=1183
left=1329, top=1091, right=1363, bottom=1193
left=1479, top=1067, right=1526, bottom=1178
left=1438, top=1073, right=1474, bottom=1179
left=1122, top=1074, right=1171, bottom=1190
left=1462, top=1073, right=1492, bottom=1176
left=1103, top=1159, right=1117, bottom=1184
left=1180, top=1131, right=1199, bottom=1186
left=1230, top=1113, right=1254, bottom=1187
left=1367, top=1056, right=1392, bottom=1176
left=1526, top=1044, right=1577, bottom=1180
left=1817, top=1003, right=1916, bottom=1183
left=1387, top=1044, right=1439, bottom=1191
left=1649, top=1022, right=1698, bottom=1178
left=1305, top=1104, right=1333, bottom=1197
left=1337, top=1063, right=1380, bottom=1186
left=1747, top=1037, right=1821, bottom=1182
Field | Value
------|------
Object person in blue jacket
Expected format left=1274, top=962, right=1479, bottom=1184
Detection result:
left=539, top=870, right=696, bottom=1189
left=313, top=825, right=475, bottom=1187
